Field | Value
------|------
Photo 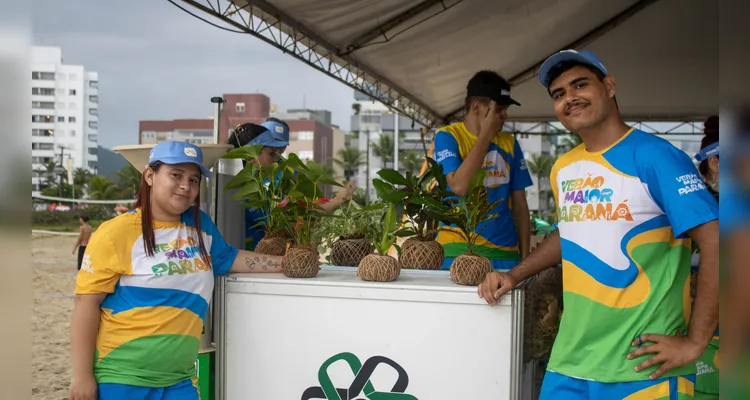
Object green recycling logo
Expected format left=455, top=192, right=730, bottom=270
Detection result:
left=301, top=352, right=419, bottom=400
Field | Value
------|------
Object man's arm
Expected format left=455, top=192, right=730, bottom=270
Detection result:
left=228, top=249, right=283, bottom=273
left=511, top=189, right=531, bottom=260
left=684, top=220, right=720, bottom=349
left=320, top=181, right=354, bottom=213
left=628, top=219, right=719, bottom=379
left=72, top=226, right=83, bottom=254
left=444, top=101, right=504, bottom=196
left=479, top=229, right=561, bottom=305
left=445, top=132, right=493, bottom=196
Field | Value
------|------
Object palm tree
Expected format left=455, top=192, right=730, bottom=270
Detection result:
left=526, top=154, right=556, bottom=215
left=87, top=176, right=121, bottom=200
left=400, top=151, right=423, bottom=175
left=333, top=147, right=365, bottom=181
left=371, top=133, right=395, bottom=169
left=40, top=161, right=59, bottom=189
left=115, top=164, right=142, bottom=199
left=73, top=168, right=93, bottom=187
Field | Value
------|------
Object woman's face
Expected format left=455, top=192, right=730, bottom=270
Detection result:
left=145, top=163, right=201, bottom=217
left=257, top=146, right=286, bottom=167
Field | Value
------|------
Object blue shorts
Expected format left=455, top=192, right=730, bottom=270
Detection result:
left=540, top=371, right=696, bottom=400
left=98, top=378, right=199, bottom=400
left=441, top=257, right=519, bottom=271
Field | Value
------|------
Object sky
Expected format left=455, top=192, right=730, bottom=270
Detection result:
left=31, top=0, right=356, bottom=149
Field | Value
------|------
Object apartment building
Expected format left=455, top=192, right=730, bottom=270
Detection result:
left=31, top=46, right=99, bottom=195
left=139, top=94, right=344, bottom=185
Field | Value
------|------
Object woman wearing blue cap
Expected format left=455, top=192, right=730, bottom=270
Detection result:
left=68, top=141, right=284, bottom=400
left=228, top=118, right=354, bottom=251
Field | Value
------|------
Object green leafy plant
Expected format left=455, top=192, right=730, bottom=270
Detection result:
left=223, top=144, right=294, bottom=236
left=374, top=157, right=454, bottom=241
left=222, top=145, right=342, bottom=246
left=371, top=202, right=401, bottom=256
left=437, top=170, right=503, bottom=255
left=311, top=201, right=384, bottom=251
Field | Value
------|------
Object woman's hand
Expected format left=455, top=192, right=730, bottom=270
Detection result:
left=68, top=374, right=98, bottom=400
left=334, top=181, right=355, bottom=203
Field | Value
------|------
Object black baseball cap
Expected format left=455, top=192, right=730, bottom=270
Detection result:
left=466, top=70, right=521, bottom=106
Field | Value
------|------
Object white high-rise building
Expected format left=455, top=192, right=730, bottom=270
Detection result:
left=31, top=46, right=99, bottom=196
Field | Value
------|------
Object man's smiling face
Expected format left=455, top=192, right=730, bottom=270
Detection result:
left=548, top=65, right=616, bottom=133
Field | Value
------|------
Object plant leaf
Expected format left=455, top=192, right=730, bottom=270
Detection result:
left=285, top=153, right=310, bottom=171
left=393, top=243, right=402, bottom=257
left=222, top=144, right=263, bottom=160
left=468, top=169, right=486, bottom=191
left=372, top=178, right=394, bottom=198
left=395, top=227, right=416, bottom=237
left=377, top=169, right=411, bottom=187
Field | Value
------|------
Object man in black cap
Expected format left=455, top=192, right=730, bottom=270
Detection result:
left=433, top=70, right=533, bottom=270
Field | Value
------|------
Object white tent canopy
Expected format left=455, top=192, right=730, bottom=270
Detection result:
left=182, top=0, right=717, bottom=126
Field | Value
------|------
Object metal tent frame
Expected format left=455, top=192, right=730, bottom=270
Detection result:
left=174, top=0, right=717, bottom=134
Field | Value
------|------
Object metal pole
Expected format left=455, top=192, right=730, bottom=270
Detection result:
left=58, top=147, right=64, bottom=198
left=393, top=102, right=399, bottom=172
left=209, top=97, right=224, bottom=222
left=365, top=131, right=370, bottom=203
left=211, top=97, right=223, bottom=144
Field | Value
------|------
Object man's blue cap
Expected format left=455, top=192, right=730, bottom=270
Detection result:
left=538, top=49, right=609, bottom=88
left=148, top=141, right=212, bottom=178
left=694, top=141, right=719, bottom=162
left=247, top=120, right=290, bottom=148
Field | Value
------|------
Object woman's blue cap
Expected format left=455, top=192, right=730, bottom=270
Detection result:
left=148, top=141, right=211, bottom=178
left=247, top=120, right=290, bottom=148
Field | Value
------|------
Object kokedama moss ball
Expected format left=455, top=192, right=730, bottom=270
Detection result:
left=255, top=236, right=288, bottom=256
left=331, top=238, right=372, bottom=267
left=400, top=238, right=444, bottom=270
left=450, top=253, right=492, bottom=286
left=282, top=246, right=320, bottom=278
left=358, top=254, right=400, bottom=282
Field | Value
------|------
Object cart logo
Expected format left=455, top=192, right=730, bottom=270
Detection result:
left=301, top=352, right=418, bottom=400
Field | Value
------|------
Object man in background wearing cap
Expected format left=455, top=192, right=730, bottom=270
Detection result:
left=478, top=50, right=719, bottom=399
left=433, top=70, right=533, bottom=271
left=228, top=118, right=354, bottom=250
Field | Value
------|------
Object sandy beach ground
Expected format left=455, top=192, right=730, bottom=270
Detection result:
left=32, top=233, right=78, bottom=400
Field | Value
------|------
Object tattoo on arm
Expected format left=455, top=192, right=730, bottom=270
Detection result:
left=244, top=255, right=281, bottom=272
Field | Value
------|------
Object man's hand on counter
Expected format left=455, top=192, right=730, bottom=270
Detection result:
left=479, top=229, right=563, bottom=305
left=478, top=271, right=519, bottom=306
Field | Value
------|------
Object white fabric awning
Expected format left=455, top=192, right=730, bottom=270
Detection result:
left=189, top=0, right=718, bottom=125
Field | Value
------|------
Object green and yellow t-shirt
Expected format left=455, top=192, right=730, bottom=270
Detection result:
left=76, top=207, right=238, bottom=387
left=548, top=128, right=719, bottom=382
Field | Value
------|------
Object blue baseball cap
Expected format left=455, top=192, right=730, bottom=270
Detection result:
left=247, top=120, right=290, bottom=148
left=148, top=141, right=212, bottom=178
left=694, top=141, right=719, bottom=162
left=538, top=49, right=609, bottom=88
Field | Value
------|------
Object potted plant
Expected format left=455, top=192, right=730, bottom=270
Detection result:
left=437, top=170, right=503, bottom=286
left=311, top=201, right=383, bottom=266
left=222, top=144, right=295, bottom=256
left=374, top=157, right=454, bottom=270
left=357, top=202, right=402, bottom=282
left=278, top=156, right=343, bottom=278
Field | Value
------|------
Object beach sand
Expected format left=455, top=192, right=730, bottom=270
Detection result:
left=32, top=233, right=78, bottom=400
